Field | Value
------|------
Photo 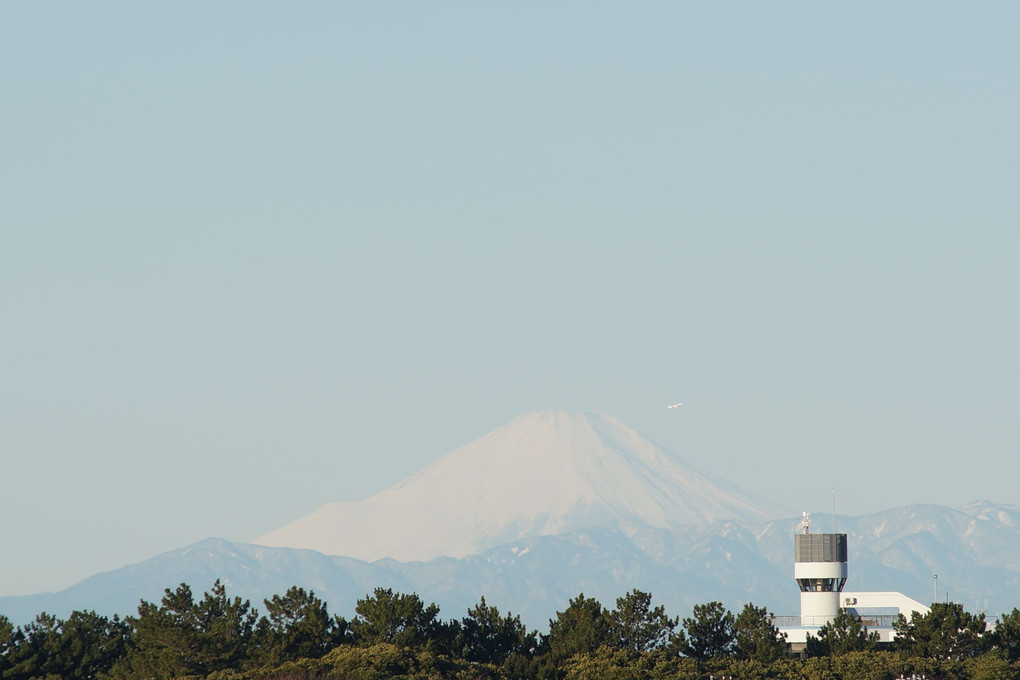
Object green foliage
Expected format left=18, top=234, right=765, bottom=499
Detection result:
left=663, top=654, right=700, bottom=680
left=456, top=596, right=537, bottom=665
left=0, top=609, right=128, bottom=680
left=252, top=586, right=349, bottom=668
left=111, top=580, right=258, bottom=678
left=805, top=609, right=879, bottom=657
left=350, top=588, right=442, bottom=651
left=894, top=601, right=987, bottom=661
left=733, top=602, right=786, bottom=663
left=500, top=649, right=542, bottom=680
left=546, top=594, right=612, bottom=659
left=0, top=614, right=12, bottom=678
left=607, top=590, right=681, bottom=654
left=965, top=650, right=1020, bottom=680
left=323, top=642, right=417, bottom=679
left=197, top=582, right=260, bottom=670
left=3, top=612, right=59, bottom=680
left=713, top=657, right=779, bottom=680
left=203, top=656, right=331, bottom=680
left=563, top=646, right=647, bottom=680
left=990, top=607, right=1020, bottom=663
left=538, top=594, right=612, bottom=680
left=319, top=641, right=483, bottom=680
left=53, top=609, right=130, bottom=679
left=564, top=646, right=698, bottom=680
left=801, top=649, right=909, bottom=680
left=682, top=601, right=735, bottom=661
left=8, top=581, right=1020, bottom=680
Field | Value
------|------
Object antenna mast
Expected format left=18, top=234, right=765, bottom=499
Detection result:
left=832, top=488, right=836, bottom=533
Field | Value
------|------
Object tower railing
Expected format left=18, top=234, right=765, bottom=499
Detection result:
left=772, top=614, right=899, bottom=628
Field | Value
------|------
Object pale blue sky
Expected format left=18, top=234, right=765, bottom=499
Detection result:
left=2, top=2, right=1018, bottom=597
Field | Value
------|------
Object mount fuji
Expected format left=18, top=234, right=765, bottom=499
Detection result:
left=5, top=410, right=1020, bottom=629
left=254, top=410, right=790, bottom=561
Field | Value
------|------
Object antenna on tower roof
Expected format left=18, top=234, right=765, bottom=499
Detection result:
left=832, top=488, right=837, bottom=533
left=801, top=512, right=811, bottom=534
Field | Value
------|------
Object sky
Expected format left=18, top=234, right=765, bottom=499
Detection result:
left=2, top=2, right=1018, bottom=597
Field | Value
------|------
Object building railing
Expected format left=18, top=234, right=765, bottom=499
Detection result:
left=773, top=615, right=899, bottom=628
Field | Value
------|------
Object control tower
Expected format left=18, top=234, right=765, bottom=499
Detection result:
left=777, top=512, right=929, bottom=652
left=794, top=513, right=847, bottom=626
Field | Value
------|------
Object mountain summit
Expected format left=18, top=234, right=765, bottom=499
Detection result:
left=255, top=410, right=789, bottom=562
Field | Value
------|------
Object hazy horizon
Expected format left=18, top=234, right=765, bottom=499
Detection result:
left=3, top=2, right=1018, bottom=597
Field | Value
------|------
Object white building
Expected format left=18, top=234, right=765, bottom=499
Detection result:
left=776, top=514, right=929, bottom=652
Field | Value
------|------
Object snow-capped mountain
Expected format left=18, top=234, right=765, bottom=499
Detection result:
left=255, top=410, right=790, bottom=561
left=5, top=411, right=1019, bottom=630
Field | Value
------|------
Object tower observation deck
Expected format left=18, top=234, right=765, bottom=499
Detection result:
left=794, top=520, right=847, bottom=626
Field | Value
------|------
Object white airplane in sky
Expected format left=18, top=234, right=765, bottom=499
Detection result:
left=666, top=402, right=683, bottom=409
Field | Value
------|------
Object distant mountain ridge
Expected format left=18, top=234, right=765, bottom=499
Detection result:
left=255, top=410, right=790, bottom=561
left=5, top=411, right=1019, bottom=630
left=5, top=501, right=1020, bottom=629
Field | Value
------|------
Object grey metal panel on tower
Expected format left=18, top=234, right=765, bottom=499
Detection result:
left=794, top=533, right=847, bottom=563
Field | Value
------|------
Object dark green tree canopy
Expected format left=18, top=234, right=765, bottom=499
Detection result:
left=112, top=580, right=258, bottom=679
left=607, top=589, right=681, bottom=654
left=734, top=602, right=787, bottom=662
left=3, top=612, right=60, bottom=680
left=253, top=586, right=349, bottom=667
left=989, top=607, right=1020, bottom=663
left=0, top=609, right=128, bottom=680
left=546, top=593, right=612, bottom=659
left=682, top=601, right=735, bottom=661
left=805, top=609, right=879, bottom=657
left=0, top=614, right=13, bottom=667
left=351, top=587, right=442, bottom=649
left=457, top=596, right=537, bottom=665
left=6, top=581, right=1020, bottom=680
left=893, top=601, right=987, bottom=660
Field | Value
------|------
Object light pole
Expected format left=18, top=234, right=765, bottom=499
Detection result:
left=933, top=574, right=938, bottom=604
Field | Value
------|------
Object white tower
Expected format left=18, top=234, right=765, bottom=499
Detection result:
left=794, top=513, right=847, bottom=626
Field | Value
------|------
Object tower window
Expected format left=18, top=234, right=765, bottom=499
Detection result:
left=797, top=578, right=835, bottom=592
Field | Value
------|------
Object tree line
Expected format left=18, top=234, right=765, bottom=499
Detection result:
left=2, top=581, right=1020, bottom=679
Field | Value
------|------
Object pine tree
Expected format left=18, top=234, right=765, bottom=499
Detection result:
left=112, top=580, right=257, bottom=678
left=893, top=601, right=987, bottom=661
left=733, top=603, right=786, bottom=662
left=546, top=593, right=612, bottom=659
left=351, top=587, right=442, bottom=650
left=682, top=601, right=735, bottom=661
left=988, top=607, right=1020, bottom=662
left=805, top=609, right=878, bottom=657
left=0, top=614, right=13, bottom=677
left=457, top=596, right=537, bottom=665
left=607, top=589, right=681, bottom=654
left=253, top=586, right=349, bottom=667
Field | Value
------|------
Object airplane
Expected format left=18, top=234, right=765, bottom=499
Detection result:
left=667, top=402, right=683, bottom=409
